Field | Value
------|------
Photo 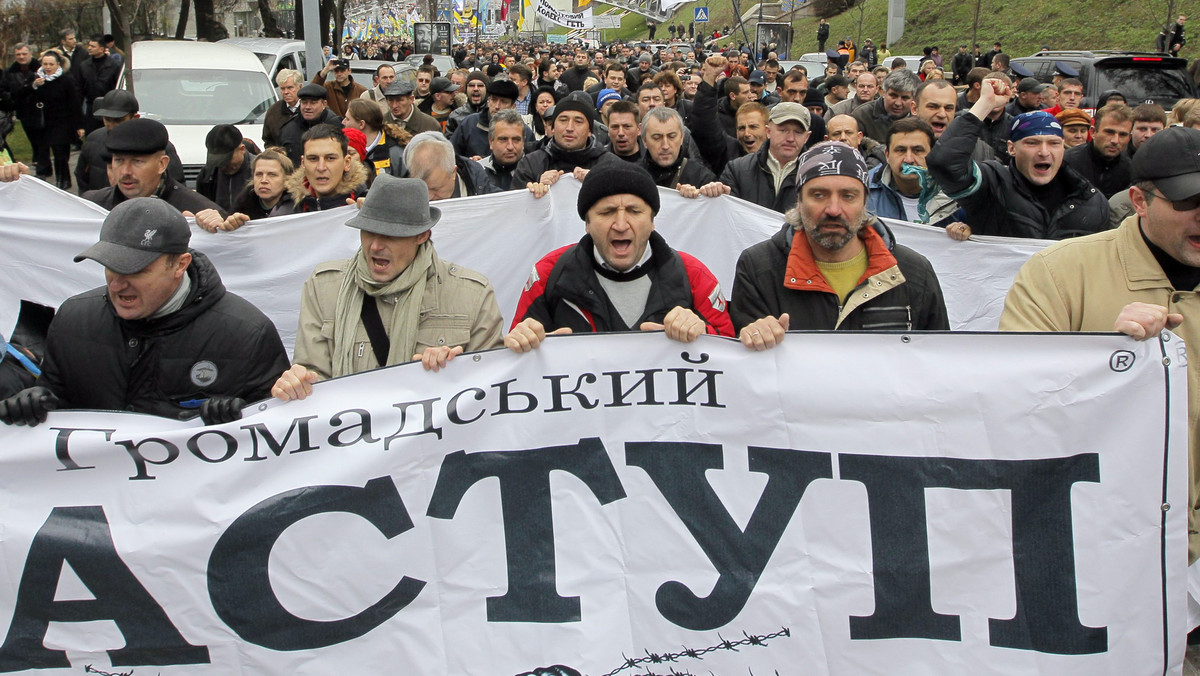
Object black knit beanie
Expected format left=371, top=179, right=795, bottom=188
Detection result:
left=577, top=162, right=661, bottom=220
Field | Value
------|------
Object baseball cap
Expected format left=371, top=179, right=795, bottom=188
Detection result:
left=748, top=70, right=766, bottom=85
left=93, top=89, right=138, bottom=118
left=1132, top=126, right=1200, bottom=200
left=769, top=102, right=811, bottom=130
left=205, top=124, right=243, bottom=170
left=1017, top=77, right=1049, bottom=94
left=429, top=77, right=459, bottom=94
left=74, top=198, right=191, bottom=275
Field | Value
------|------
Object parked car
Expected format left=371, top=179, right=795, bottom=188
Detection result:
left=1012, top=50, right=1192, bottom=111
left=118, top=41, right=278, bottom=187
left=219, top=37, right=309, bottom=82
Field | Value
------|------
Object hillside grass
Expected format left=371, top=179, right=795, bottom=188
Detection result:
left=563, top=0, right=1192, bottom=60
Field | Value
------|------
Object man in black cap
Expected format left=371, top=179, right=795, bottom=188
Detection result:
left=80, top=117, right=227, bottom=216
left=448, top=78, right=532, bottom=159
left=514, top=94, right=620, bottom=193
left=505, top=162, right=733, bottom=351
left=196, top=124, right=256, bottom=212
left=0, top=198, right=289, bottom=427
left=73, top=89, right=185, bottom=193
left=731, top=141, right=948, bottom=346
left=999, top=125, right=1200, bottom=564
left=279, top=83, right=343, bottom=164
left=417, top=76, right=459, bottom=130
left=270, top=173, right=503, bottom=400
left=310, top=57, right=367, bottom=118
left=1007, top=77, right=1048, bottom=116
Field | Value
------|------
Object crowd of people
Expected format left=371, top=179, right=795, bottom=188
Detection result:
left=2, top=32, right=1200, bottom=562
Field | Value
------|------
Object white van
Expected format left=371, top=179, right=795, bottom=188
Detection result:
left=117, top=41, right=279, bottom=186
left=219, top=37, right=309, bottom=81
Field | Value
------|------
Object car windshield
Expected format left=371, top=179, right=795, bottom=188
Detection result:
left=132, top=69, right=277, bottom=124
left=1094, top=64, right=1192, bottom=104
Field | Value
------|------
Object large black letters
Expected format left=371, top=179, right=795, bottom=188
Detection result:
left=0, top=507, right=209, bottom=671
left=207, top=477, right=425, bottom=650
left=840, top=453, right=1106, bottom=654
left=426, top=437, right=626, bottom=622
left=626, top=442, right=832, bottom=631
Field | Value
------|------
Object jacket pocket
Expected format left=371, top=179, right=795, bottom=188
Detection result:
left=859, top=305, right=912, bottom=330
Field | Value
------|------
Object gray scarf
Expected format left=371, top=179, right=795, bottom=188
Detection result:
left=330, top=242, right=433, bottom=377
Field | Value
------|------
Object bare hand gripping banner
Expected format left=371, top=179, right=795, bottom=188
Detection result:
left=0, top=331, right=1188, bottom=674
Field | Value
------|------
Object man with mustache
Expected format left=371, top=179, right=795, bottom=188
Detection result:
left=731, top=141, right=949, bottom=347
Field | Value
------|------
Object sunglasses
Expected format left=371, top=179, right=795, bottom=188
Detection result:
left=1145, top=189, right=1200, bottom=211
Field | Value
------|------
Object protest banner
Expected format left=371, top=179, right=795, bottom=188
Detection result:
left=0, top=332, right=1187, bottom=674
left=533, top=0, right=594, bottom=29
left=0, top=177, right=1047, bottom=354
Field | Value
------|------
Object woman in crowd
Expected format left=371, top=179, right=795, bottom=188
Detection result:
left=21, top=51, right=81, bottom=191
left=531, top=87, right=561, bottom=141
left=194, top=149, right=295, bottom=232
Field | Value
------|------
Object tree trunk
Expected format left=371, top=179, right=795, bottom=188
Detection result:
left=319, top=0, right=333, bottom=47
left=295, top=0, right=305, bottom=39
left=194, top=0, right=230, bottom=41
left=970, top=0, right=980, bottom=55
left=257, top=0, right=283, bottom=37
left=333, top=0, right=346, bottom=48
left=104, top=0, right=134, bottom=93
left=175, top=0, right=191, bottom=40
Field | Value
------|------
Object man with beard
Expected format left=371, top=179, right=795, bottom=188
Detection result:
left=1063, top=102, right=1133, bottom=198
left=731, top=141, right=948, bottom=344
left=446, top=71, right=490, bottom=134
left=928, top=79, right=1109, bottom=240
left=477, top=109, right=527, bottom=191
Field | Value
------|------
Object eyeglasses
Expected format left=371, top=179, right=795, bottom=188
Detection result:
left=1144, top=189, right=1200, bottom=212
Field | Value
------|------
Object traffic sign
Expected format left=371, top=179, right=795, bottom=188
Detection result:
left=437, top=9, right=451, bottom=20
left=694, top=7, right=709, bottom=22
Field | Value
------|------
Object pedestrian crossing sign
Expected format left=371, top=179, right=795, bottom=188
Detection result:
left=437, top=10, right=451, bottom=20
left=694, top=7, right=709, bottom=22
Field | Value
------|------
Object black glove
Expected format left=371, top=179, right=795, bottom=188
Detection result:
left=0, top=386, right=59, bottom=426
left=199, top=396, right=246, bottom=425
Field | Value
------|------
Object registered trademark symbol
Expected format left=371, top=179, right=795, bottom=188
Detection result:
left=1110, top=350, right=1135, bottom=372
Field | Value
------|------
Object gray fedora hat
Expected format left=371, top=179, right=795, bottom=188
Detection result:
left=345, top=173, right=441, bottom=237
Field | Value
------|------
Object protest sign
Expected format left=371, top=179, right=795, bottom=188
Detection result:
left=0, top=178, right=1045, bottom=355
left=0, top=332, right=1187, bottom=674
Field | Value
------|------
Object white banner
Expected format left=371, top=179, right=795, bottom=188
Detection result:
left=0, top=332, right=1187, bottom=674
left=534, top=0, right=593, bottom=28
left=0, top=177, right=1047, bottom=354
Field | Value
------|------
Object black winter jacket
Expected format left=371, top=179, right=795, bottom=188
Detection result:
left=38, top=251, right=289, bottom=419
left=279, top=108, right=343, bottom=164
left=730, top=222, right=949, bottom=332
left=927, top=111, right=1111, bottom=239
left=638, top=153, right=715, bottom=188
left=83, top=176, right=228, bottom=218
left=718, top=140, right=799, bottom=213
left=512, top=137, right=621, bottom=185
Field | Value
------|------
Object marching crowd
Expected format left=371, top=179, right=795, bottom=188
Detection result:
left=2, top=32, right=1200, bottom=559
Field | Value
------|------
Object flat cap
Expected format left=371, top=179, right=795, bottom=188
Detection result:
left=298, top=83, right=328, bottom=99
left=105, top=118, right=169, bottom=155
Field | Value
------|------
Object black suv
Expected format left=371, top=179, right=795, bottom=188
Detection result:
left=1011, top=50, right=1193, bottom=110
